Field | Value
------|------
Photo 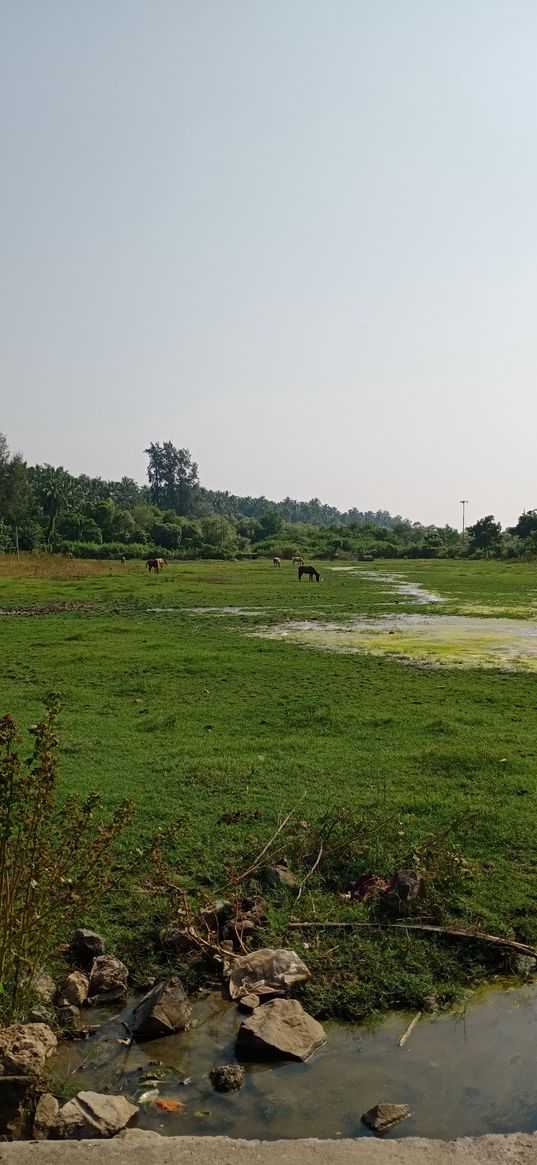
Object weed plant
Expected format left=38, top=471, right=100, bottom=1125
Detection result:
left=0, top=696, right=133, bottom=1022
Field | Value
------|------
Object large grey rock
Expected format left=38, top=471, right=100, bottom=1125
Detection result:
left=131, top=977, right=192, bottom=1038
left=236, top=998, right=326, bottom=1061
left=0, top=1024, right=57, bottom=1078
left=60, top=971, right=90, bottom=1007
left=72, top=928, right=105, bottom=963
left=33, top=1093, right=59, bottom=1140
left=362, top=1103, right=410, bottom=1133
left=88, top=955, right=128, bottom=1004
left=55, top=1091, right=138, bottom=1139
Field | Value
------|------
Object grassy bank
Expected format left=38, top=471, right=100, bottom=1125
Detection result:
left=1, top=556, right=537, bottom=1020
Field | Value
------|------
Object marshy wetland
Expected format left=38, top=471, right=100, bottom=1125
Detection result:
left=2, top=556, right=537, bottom=1026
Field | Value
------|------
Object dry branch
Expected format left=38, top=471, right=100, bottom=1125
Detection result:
left=287, top=920, right=537, bottom=961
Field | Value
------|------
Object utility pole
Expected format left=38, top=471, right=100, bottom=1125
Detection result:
left=460, top=500, right=468, bottom=550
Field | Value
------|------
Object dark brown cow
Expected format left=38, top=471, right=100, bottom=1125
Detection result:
left=146, top=557, right=167, bottom=573
left=298, top=564, right=320, bottom=583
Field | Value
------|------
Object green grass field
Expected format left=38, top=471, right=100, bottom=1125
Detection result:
left=2, top=556, right=537, bottom=1019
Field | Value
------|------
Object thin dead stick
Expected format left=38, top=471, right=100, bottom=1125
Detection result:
left=288, top=921, right=376, bottom=929
left=288, top=920, right=537, bottom=961
left=296, top=843, right=323, bottom=902
left=392, top=923, right=537, bottom=961
left=398, top=1012, right=422, bottom=1047
left=238, top=794, right=306, bottom=882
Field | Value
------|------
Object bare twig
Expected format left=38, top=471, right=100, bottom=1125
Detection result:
left=296, top=843, right=323, bottom=902
left=287, top=920, right=537, bottom=962
left=391, top=923, right=537, bottom=961
left=398, top=1012, right=422, bottom=1047
left=237, top=794, right=306, bottom=883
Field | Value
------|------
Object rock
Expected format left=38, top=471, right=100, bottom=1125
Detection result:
left=160, top=925, right=195, bottom=953
left=0, top=1024, right=57, bottom=1078
left=72, top=928, right=105, bottom=964
left=243, top=895, right=268, bottom=924
left=362, top=1103, right=410, bottom=1133
left=131, top=977, right=192, bottom=1038
left=228, top=948, right=311, bottom=1000
left=393, top=869, right=422, bottom=903
left=60, top=971, right=90, bottom=1007
left=258, top=863, right=297, bottom=888
left=28, top=1009, right=54, bottom=1026
left=238, top=993, right=260, bottom=1012
left=88, top=955, right=128, bottom=1004
left=55, top=1091, right=138, bottom=1139
left=34, top=973, right=56, bottom=1004
left=200, top=899, right=234, bottom=930
left=225, top=917, right=257, bottom=945
left=236, top=998, right=326, bottom=1061
left=33, top=1093, right=59, bottom=1140
left=210, top=1063, right=245, bottom=1092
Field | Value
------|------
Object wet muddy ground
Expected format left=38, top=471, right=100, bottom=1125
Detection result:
left=49, top=984, right=537, bottom=1140
left=253, top=613, right=537, bottom=670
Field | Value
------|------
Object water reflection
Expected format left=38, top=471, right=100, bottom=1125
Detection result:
left=49, top=984, right=537, bottom=1139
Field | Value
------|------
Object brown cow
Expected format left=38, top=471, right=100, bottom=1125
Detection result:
left=146, top=557, right=167, bottom=573
left=292, top=556, right=304, bottom=565
left=298, top=564, right=320, bottom=583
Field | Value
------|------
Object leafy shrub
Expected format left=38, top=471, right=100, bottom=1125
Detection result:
left=0, top=697, right=134, bottom=1021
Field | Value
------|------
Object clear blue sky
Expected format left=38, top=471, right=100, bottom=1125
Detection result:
left=2, top=0, right=536, bottom=528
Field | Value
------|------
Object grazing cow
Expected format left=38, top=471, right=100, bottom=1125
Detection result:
left=298, top=564, right=320, bottom=583
left=292, top=556, right=304, bottom=565
left=146, top=557, right=167, bottom=573
left=273, top=556, right=281, bottom=567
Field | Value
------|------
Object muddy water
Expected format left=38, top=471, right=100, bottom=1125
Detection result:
left=254, top=614, right=537, bottom=671
left=49, top=985, right=537, bottom=1139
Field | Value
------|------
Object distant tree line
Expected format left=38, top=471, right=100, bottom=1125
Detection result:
left=0, top=433, right=534, bottom=562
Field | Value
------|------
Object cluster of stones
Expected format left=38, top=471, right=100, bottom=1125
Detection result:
left=0, top=910, right=410, bottom=1140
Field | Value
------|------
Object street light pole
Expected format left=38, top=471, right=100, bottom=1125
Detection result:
left=460, top=500, right=468, bottom=549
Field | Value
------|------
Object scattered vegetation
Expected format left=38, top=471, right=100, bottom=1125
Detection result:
left=1, top=559, right=537, bottom=1022
left=0, top=697, right=133, bottom=1023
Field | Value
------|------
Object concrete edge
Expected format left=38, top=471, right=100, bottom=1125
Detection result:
left=1, top=1133, right=537, bottom=1164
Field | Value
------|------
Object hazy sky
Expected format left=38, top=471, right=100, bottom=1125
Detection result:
left=2, top=1, right=536, bottom=528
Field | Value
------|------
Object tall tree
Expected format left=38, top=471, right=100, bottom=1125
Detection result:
left=145, top=442, right=200, bottom=515
left=466, top=515, right=502, bottom=557
left=1, top=455, right=30, bottom=554
left=32, top=465, right=71, bottom=546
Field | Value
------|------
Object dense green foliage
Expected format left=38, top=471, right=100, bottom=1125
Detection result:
left=0, top=433, right=534, bottom=561
left=1, top=557, right=537, bottom=1019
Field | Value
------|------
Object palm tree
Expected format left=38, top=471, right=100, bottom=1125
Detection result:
left=36, top=466, right=71, bottom=545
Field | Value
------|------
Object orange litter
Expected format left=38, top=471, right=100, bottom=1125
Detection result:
left=155, top=1098, right=185, bottom=1113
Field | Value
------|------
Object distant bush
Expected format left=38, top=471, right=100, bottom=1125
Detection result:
left=58, top=540, right=159, bottom=560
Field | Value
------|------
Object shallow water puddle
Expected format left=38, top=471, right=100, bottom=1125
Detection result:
left=148, top=606, right=270, bottom=616
left=254, top=613, right=537, bottom=670
left=330, top=568, right=445, bottom=605
left=49, top=985, right=537, bottom=1139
